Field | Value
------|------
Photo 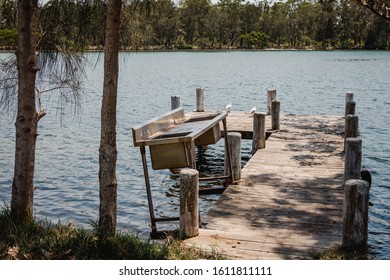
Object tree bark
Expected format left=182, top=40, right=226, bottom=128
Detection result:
left=98, top=0, right=122, bottom=234
left=11, top=0, right=39, bottom=223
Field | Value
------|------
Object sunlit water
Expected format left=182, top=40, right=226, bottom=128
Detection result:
left=1, top=50, right=389, bottom=259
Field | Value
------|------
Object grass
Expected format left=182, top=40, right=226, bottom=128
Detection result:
left=1, top=206, right=371, bottom=260
left=310, top=243, right=372, bottom=260
left=0, top=207, right=223, bottom=260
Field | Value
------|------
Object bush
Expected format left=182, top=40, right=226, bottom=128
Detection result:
left=238, top=31, right=268, bottom=49
left=0, top=29, right=17, bottom=48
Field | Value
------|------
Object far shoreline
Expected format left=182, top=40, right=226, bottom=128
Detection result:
left=1, top=47, right=388, bottom=55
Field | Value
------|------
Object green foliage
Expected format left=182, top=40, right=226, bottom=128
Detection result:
left=238, top=31, right=267, bottom=49
left=364, top=16, right=390, bottom=49
left=0, top=0, right=17, bottom=30
left=0, top=29, right=16, bottom=48
left=39, top=0, right=107, bottom=51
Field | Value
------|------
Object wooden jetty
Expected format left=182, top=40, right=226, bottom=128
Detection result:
left=184, top=112, right=346, bottom=259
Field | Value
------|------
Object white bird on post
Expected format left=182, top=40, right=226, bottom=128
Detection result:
left=226, top=103, right=232, bottom=113
left=249, top=106, right=256, bottom=114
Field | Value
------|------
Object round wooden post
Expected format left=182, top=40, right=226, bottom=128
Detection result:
left=344, top=115, right=359, bottom=152
left=345, top=92, right=354, bottom=103
left=169, top=95, right=182, bottom=174
left=224, top=132, right=241, bottom=181
left=267, top=89, right=277, bottom=115
left=271, top=100, right=280, bottom=131
left=252, top=112, right=266, bottom=154
left=342, top=179, right=370, bottom=249
left=196, top=88, right=205, bottom=112
left=171, top=95, right=181, bottom=110
left=180, top=168, right=199, bottom=239
left=345, top=101, right=356, bottom=116
left=344, top=137, right=362, bottom=183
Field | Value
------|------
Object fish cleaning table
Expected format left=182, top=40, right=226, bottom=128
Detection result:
left=132, top=108, right=233, bottom=236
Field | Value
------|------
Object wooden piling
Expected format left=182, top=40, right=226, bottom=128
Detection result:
left=345, top=101, right=356, bottom=116
left=252, top=112, right=266, bottom=154
left=224, top=132, right=241, bottom=181
left=180, top=168, right=199, bottom=239
left=271, top=100, right=280, bottom=131
left=196, top=88, right=205, bottom=112
left=345, top=92, right=354, bottom=103
left=345, top=114, right=359, bottom=137
left=344, top=137, right=362, bottom=182
left=171, top=95, right=181, bottom=110
left=344, top=115, right=359, bottom=152
left=267, top=89, right=277, bottom=115
left=342, top=179, right=370, bottom=249
left=169, top=95, right=183, bottom=174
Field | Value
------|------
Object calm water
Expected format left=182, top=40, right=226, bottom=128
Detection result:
left=1, top=51, right=389, bottom=259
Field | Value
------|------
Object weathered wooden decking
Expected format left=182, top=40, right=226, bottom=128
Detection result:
left=184, top=112, right=346, bottom=259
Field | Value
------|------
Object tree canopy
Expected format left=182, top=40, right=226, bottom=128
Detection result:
left=1, top=0, right=389, bottom=50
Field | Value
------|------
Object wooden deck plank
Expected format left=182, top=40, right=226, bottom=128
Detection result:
left=186, top=229, right=338, bottom=260
left=223, top=111, right=272, bottom=139
left=185, top=113, right=346, bottom=259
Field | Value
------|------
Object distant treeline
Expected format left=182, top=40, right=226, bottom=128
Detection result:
left=1, top=0, right=389, bottom=50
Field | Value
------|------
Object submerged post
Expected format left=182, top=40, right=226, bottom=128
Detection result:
left=267, top=89, right=277, bottom=115
left=252, top=112, right=266, bottom=154
left=224, top=132, right=241, bottom=182
left=342, top=179, right=370, bottom=249
left=271, top=100, right=280, bottom=131
left=171, top=95, right=181, bottom=110
left=196, top=88, right=205, bottom=112
left=180, top=168, right=199, bottom=239
left=344, top=137, right=362, bottom=182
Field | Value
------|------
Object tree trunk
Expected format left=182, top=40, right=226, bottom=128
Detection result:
left=11, top=0, right=39, bottom=223
left=98, top=0, right=122, bottom=234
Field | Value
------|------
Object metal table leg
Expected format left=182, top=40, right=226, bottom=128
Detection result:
left=140, top=146, right=157, bottom=235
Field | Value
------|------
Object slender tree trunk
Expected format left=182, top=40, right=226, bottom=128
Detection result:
left=98, top=0, right=122, bottom=234
left=11, top=0, right=39, bottom=222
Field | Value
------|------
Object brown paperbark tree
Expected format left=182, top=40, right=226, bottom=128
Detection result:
left=10, top=0, right=42, bottom=222
left=98, top=0, right=122, bottom=234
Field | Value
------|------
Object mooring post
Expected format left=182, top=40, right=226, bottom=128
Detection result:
left=344, top=115, right=359, bottom=152
left=252, top=112, right=266, bottom=154
left=180, top=168, right=199, bottom=239
left=267, top=89, right=277, bottom=115
left=170, top=94, right=182, bottom=173
left=271, top=100, right=280, bottom=131
left=171, top=95, right=181, bottom=110
left=345, top=101, right=356, bottom=116
left=344, top=137, right=362, bottom=182
left=224, top=132, right=241, bottom=182
left=345, top=92, right=354, bottom=103
left=345, top=91, right=355, bottom=117
left=196, top=88, right=205, bottom=112
left=342, top=179, right=370, bottom=249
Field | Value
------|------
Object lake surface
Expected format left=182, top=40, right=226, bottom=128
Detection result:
left=1, top=50, right=389, bottom=259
